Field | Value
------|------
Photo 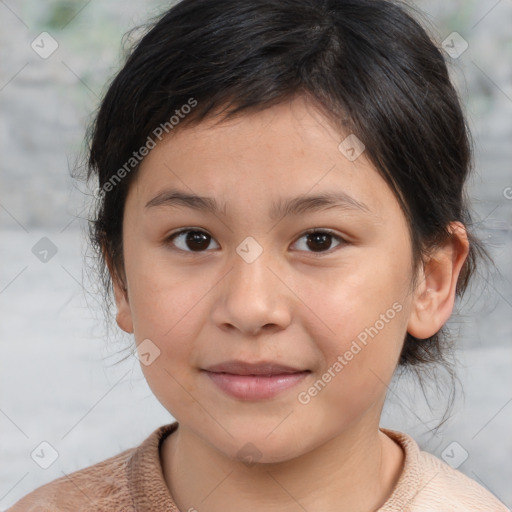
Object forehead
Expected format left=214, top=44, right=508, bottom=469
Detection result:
left=128, top=96, right=400, bottom=221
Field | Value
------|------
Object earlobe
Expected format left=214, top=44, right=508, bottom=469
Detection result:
left=103, top=249, right=134, bottom=334
left=407, top=222, right=469, bottom=340
left=112, top=275, right=134, bottom=334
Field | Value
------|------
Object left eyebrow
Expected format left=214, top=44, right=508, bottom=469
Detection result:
left=270, top=191, right=372, bottom=220
left=145, top=188, right=372, bottom=219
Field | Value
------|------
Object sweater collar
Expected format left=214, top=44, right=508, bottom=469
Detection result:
left=127, top=421, right=180, bottom=511
left=377, top=427, right=423, bottom=511
left=126, top=422, right=422, bottom=512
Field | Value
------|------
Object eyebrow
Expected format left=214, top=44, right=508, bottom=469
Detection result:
left=145, top=188, right=371, bottom=220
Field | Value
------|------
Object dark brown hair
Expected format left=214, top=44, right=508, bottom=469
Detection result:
left=84, top=0, right=490, bottom=426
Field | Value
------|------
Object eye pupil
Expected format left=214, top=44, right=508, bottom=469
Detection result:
left=186, top=231, right=210, bottom=251
left=172, top=229, right=340, bottom=254
left=306, top=232, right=332, bottom=252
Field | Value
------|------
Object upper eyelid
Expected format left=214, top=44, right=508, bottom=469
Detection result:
left=167, top=227, right=344, bottom=239
left=166, top=227, right=346, bottom=250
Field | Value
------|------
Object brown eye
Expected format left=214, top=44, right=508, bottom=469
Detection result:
left=292, top=229, right=345, bottom=253
left=167, top=229, right=219, bottom=252
left=166, top=228, right=345, bottom=255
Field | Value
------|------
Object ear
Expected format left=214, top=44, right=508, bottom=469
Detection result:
left=103, top=248, right=134, bottom=334
left=407, top=222, right=470, bottom=339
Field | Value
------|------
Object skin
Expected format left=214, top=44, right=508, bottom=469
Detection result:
left=110, top=95, right=469, bottom=512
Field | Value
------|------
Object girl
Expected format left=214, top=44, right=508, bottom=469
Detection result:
left=9, top=0, right=508, bottom=510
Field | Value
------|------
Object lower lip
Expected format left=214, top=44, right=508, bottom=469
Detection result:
left=203, top=371, right=310, bottom=400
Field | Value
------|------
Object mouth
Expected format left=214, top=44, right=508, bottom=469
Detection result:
left=201, top=360, right=311, bottom=400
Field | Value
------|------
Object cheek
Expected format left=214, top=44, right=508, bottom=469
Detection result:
left=297, top=255, right=410, bottom=404
left=125, top=247, right=210, bottom=337
left=122, top=251, right=205, bottom=374
left=130, top=273, right=208, bottom=421
left=305, top=253, right=409, bottom=346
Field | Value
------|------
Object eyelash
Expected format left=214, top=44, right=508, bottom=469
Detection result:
left=164, top=228, right=347, bottom=256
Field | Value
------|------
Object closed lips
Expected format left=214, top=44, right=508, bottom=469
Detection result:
left=203, top=360, right=310, bottom=376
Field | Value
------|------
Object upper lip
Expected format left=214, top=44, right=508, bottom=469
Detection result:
left=203, top=360, right=309, bottom=376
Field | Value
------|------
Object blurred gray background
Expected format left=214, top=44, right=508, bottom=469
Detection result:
left=0, top=0, right=511, bottom=509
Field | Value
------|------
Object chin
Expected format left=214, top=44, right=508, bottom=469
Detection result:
left=218, top=426, right=310, bottom=465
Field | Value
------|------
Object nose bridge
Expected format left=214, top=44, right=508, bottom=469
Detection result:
left=230, top=236, right=274, bottom=297
left=213, top=236, right=291, bottom=334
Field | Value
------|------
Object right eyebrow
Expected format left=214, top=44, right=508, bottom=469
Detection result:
left=145, top=189, right=223, bottom=215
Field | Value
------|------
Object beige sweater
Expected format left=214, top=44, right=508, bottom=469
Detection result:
left=7, top=422, right=508, bottom=511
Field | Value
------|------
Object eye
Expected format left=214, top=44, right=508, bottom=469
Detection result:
left=292, top=229, right=346, bottom=254
left=166, top=228, right=220, bottom=253
left=165, top=228, right=346, bottom=255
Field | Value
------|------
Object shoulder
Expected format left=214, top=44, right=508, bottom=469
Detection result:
left=414, top=449, right=508, bottom=511
left=6, top=446, right=135, bottom=512
left=6, top=423, right=178, bottom=512
left=379, top=428, right=509, bottom=512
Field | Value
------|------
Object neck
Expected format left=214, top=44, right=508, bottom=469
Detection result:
left=161, top=416, right=404, bottom=512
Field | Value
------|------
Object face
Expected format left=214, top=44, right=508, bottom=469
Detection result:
left=114, top=96, right=422, bottom=462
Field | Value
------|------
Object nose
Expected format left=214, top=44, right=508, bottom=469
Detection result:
left=211, top=246, right=292, bottom=336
